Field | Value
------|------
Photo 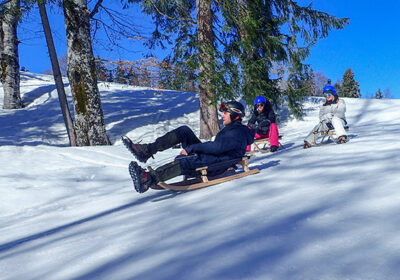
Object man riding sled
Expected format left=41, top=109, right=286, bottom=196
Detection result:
left=122, top=101, right=255, bottom=193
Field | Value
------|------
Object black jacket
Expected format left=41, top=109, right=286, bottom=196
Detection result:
left=177, top=122, right=255, bottom=176
left=247, top=100, right=276, bottom=135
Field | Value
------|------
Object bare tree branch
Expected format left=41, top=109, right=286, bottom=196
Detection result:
left=89, top=0, right=103, bottom=18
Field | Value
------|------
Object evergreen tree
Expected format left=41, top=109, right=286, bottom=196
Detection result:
left=334, top=79, right=343, bottom=97
left=341, top=68, right=361, bottom=98
left=114, top=62, right=127, bottom=84
left=127, top=66, right=140, bottom=86
left=159, top=60, right=197, bottom=91
left=220, top=0, right=348, bottom=115
left=126, top=0, right=348, bottom=120
left=384, top=88, right=393, bottom=99
left=94, top=56, right=109, bottom=82
left=308, top=68, right=315, bottom=96
left=374, top=88, right=383, bottom=99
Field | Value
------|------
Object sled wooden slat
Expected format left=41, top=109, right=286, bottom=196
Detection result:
left=312, top=126, right=349, bottom=144
left=157, top=155, right=259, bottom=191
left=158, top=168, right=259, bottom=191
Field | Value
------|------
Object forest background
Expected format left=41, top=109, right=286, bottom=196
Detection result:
left=1, top=0, right=397, bottom=148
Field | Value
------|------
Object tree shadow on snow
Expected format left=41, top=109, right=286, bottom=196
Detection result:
left=101, top=90, right=199, bottom=143
left=0, top=191, right=173, bottom=255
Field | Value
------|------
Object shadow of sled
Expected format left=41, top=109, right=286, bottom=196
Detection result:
left=153, top=155, right=259, bottom=191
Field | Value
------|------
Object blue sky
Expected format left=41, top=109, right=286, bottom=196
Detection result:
left=305, top=0, right=400, bottom=98
left=18, top=1, right=400, bottom=98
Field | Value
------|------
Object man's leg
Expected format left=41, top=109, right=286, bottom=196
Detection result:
left=151, top=161, right=183, bottom=183
left=148, top=125, right=201, bottom=154
left=124, top=126, right=201, bottom=163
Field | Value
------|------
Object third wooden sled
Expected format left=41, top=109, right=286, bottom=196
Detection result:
left=312, top=126, right=349, bottom=145
left=156, top=155, right=259, bottom=191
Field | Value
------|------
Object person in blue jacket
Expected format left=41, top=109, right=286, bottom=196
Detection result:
left=122, top=101, right=255, bottom=193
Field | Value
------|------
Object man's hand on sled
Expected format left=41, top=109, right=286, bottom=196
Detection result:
left=180, top=149, right=188, bottom=156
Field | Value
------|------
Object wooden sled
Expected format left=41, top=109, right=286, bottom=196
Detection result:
left=157, top=155, right=259, bottom=191
left=312, top=126, right=349, bottom=145
left=250, top=135, right=283, bottom=153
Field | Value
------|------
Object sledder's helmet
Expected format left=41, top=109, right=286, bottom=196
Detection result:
left=323, top=85, right=337, bottom=96
left=254, top=96, right=267, bottom=105
left=219, top=101, right=245, bottom=122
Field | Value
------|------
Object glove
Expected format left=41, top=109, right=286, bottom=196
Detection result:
left=258, top=119, right=271, bottom=134
left=248, top=123, right=258, bottom=130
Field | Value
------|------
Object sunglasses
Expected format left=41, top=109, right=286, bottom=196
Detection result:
left=257, top=103, right=265, bottom=108
left=324, top=92, right=333, bottom=98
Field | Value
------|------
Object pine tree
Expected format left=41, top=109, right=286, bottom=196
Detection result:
left=308, top=68, right=316, bottom=96
left=334, top=79, right=343, bottom=97
left=384, top=88, right=393, bottom=99
left=127, top=0, right=348, bottom=120
left=114, top=62, right=127, bottom=84
left=341, top=68, right=361, bottom=98
left=374, top=89, right=383, bottom=99
left=94, top=56, right=109, bottom=82
left=127, top=66, right=140, bottom=86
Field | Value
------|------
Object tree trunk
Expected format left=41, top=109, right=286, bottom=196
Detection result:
left=38, top=0, right=77, bottom=146
left=196, top=0, right=219, bottom=139
left=63, top=0, right=110, bottom=146
left=1, top=0, right=23, bottom=109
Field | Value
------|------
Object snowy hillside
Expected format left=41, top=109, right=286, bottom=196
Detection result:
left=1, top=73, right=400, bottom=280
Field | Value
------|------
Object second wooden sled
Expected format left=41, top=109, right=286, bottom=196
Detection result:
left=157, top=155, right=259, bottom=191
left=250, top=135, right=283, bottom=153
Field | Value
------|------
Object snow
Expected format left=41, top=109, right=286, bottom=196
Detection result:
left=1, top=73, right=400, bottom=280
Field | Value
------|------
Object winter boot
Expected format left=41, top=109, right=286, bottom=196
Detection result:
left=270, top=145, right=278, bottom=152
left=122, top=136, right=153, bottom=163
left=337, top=135, right=347, bottom=144
left=326, top=122, right=334, bottom=131
left=128, top=161, right=158, bottom=193
left=303, top=141, right=312, bottom=149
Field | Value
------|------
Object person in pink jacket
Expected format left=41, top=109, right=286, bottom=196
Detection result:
left=247, top=96, right=280, bottom=152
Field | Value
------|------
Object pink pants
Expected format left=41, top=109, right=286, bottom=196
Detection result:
left=246, top=123, right=279, bottom=151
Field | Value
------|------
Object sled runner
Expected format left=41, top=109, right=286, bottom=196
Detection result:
left=157, top=155, right=259, bottom=191
left=312, top=126, right=350, bottom=145
left=250, top=135, right=283, bottom=153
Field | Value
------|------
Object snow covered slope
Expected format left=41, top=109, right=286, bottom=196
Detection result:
left=1, top=73, right=400, bottom=280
